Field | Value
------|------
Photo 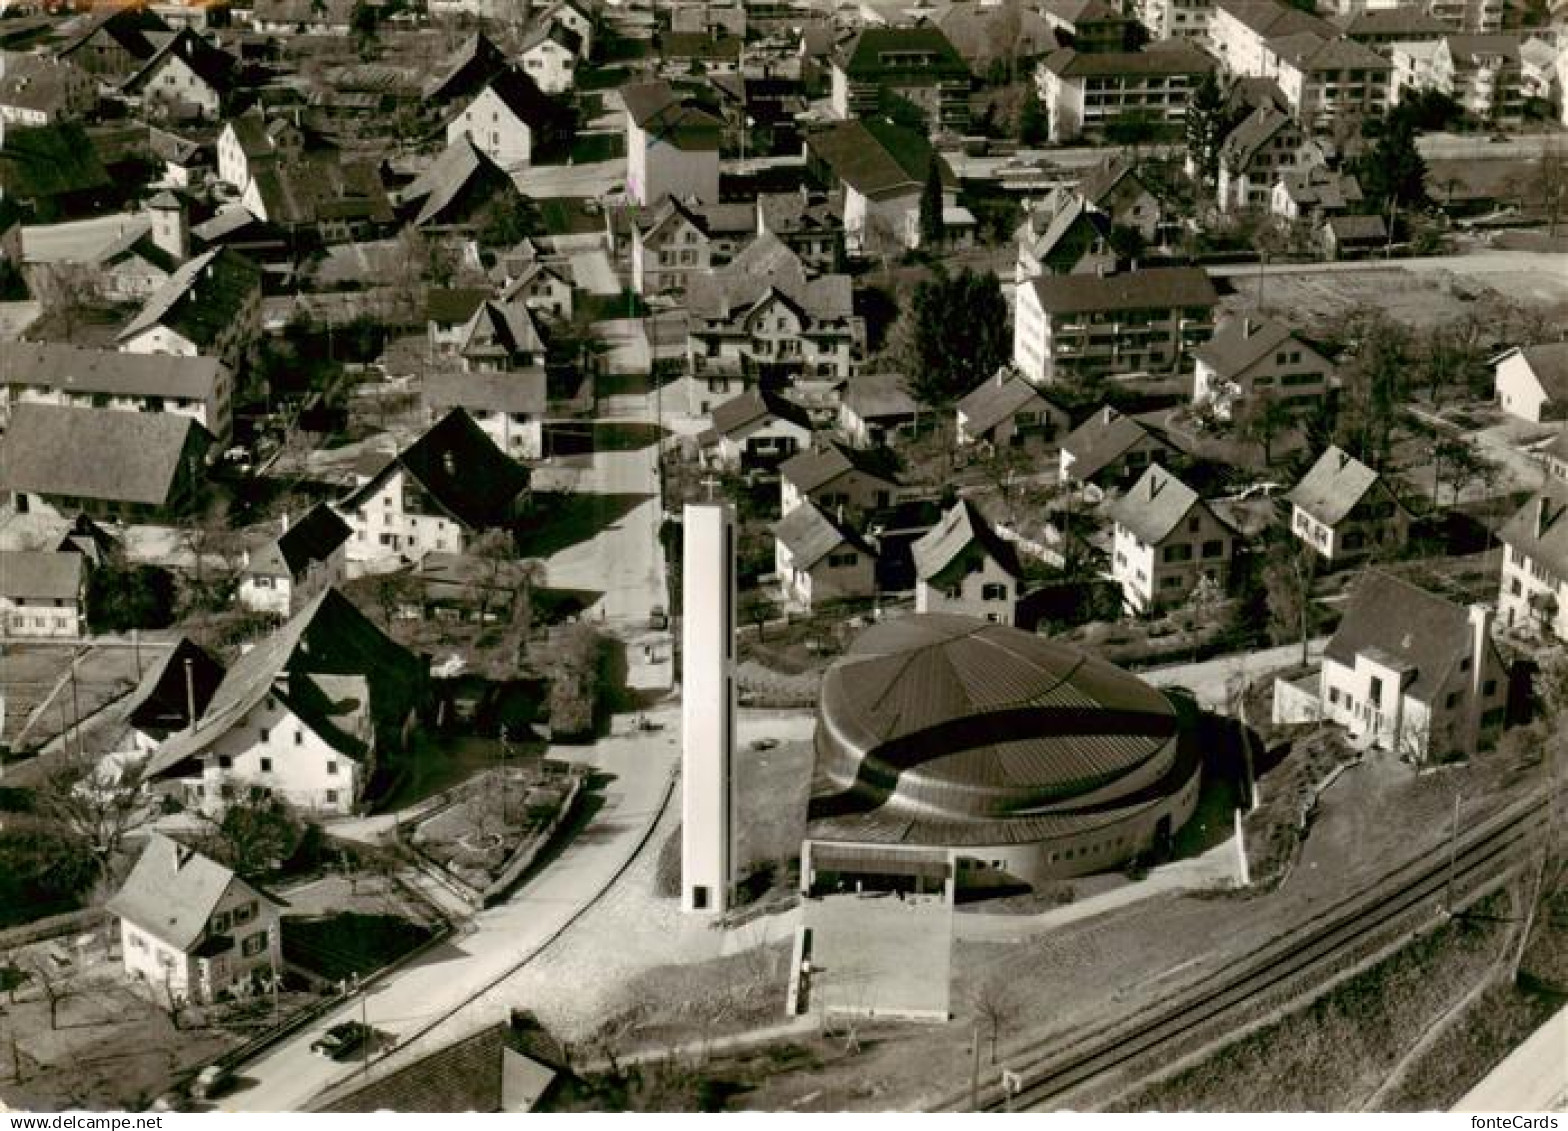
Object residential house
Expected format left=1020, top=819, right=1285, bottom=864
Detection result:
left=772, top=500, right=878, bottom=611
left=447, top=67, right=564, bottom=169
left=935, top=1, right=1060, bottom=72
left=423, top=368, right=548, bottom=460
left=1209, top=0, right=1338, bottom=79
left=1417, top=35, right=1525, bottom=123
left=804, top=117, right=960, bottom=253
left=119, top=27, right=238, bottom=122
left=956, top=368, right=1071, bottom=455
left=1282, top=571, right=1508, bottom=759
left=92, top=206, right=184, bottom=298
left=518, top=23, right=580, bottom=94
left=427, top=287, right=492, bottom=356
left=455, top=299, right=549, bottom=373
left=238, top=504, right=353, bottom=617
left=1543, top=428, right=1568, bottom=485
left=1076, top=157, right=1164, bottom=243
left=241, top=157, right=394, bottom=245
left=398, top=135, right=522, bottom=230
left=1014, top=196, right=1114, bottom=281
left=0, top=53, right=97, bottom=126
left=621, top=80, right=722, bottom=207
left=838, top=374, right=918, bottom=450
left=1216, top=104, right=1316, bottom=213
left=1286, top=444, right=1410, bottom=565
left=142, top=588, right=426, bottom=814
left=543, top=0, right=595, bottom=59
left=338, top=408, right=531, bottom=572
left=499, top=259, right=573, bottom=321
left=912, top=499, right=1026, bottom=624
left=421, top=32, right=510, bottom=105
left=108, top=835, right=284, bottom=1006
left=756, top=191, right=843, bottom=273
left=116, top=247, right=262, bottom=375
left=0, top=550, right=86, bottom=638
left=1014, top=266, right=1218, bottom=383
left=1041, top=0, right=1133, bottom=53
left=121, top=638, right=225, bottom=751
left=631, top=196, right=716, bottom=297
left=1135, top=0, right=1216, bottom=42
left=0, top=341, right=233, bottom=442
left=779, top=441, right=898, bottom=521
left=1335, top=8, right=1450, bottom=51
left=55, top=6, right=169, bottom=83
left=1428, top=0, right=1505, bottom=35
left=249, top=0, right=355, bottom=33
left=659, top=31, right=743, bottom=78
left=0, top=403, right=211, bottom=521
left=829, top=26, right=971, bottom=133
left=1271, top=164, right=1364, bottom=222
left=1035, top=44, right=1216, bottom=142
left=684, top=234, right=860, bottom=396
left=1192, top=314, right=1335, bottom=419
left=1494, top=343, right=1568, bottom=424
left=1499, top=482, right=1568, bottom=638
left=699, top=386, right=814, bottom=471
left=1059, top=404, right=1181, bottom=487
left=1107, top=463, right=1235, bottom=613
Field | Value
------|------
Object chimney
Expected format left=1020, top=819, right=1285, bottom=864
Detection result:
left=1537, top=496, right=1556, bottom=538
left=1242, top=317, right=1254, bottom=339
left=280, top=510, right=290, bottom=533
left=1102, top=406, right=1116, bottom=425
left=1464, top=603, right=1493, bottom=757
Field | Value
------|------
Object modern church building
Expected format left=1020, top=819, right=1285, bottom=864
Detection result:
left=802, top=614, right=1202, bottom=896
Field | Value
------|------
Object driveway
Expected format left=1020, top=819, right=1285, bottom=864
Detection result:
left=1141, top=638, right=1329, bottom=713
left=219, top=711, right=683, bottom=1112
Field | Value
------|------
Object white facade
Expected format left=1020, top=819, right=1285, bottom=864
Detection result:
left=216, top=121, right=258, bottom=191
left=681, top=503, right=736, bottom=914
left=139, top=52, right=222, bottom=120
left=1495, top=348, right=1565, bottom=424
left=915, top=553, right=1019, bottom=625
left=1499, top=538, right=1568, bottom=639
left=0, top=594, right=83, bottom=638
left=341, top=467, right=475, bottom=573
left=238, top=545, right=348, bottom=617
left=521, top=37, right=576, bottom=94
left=119, top=884, right=281, bottom=1006
left=626, top=115, right=720, bottom=207
left=449, top=86, right=535, bottom=168
left=1111, top=506, right=1234, bottom=613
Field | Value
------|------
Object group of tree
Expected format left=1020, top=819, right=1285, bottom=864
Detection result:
left=547, top=623, right=609, bottom=741
left=85, top=558, right=178, bottom=634
left=892, top=267, right=1010, bottom=407
left=1333, top=312, right=1411, bottom=471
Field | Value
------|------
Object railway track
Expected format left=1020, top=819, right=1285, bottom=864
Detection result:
left=934, top=792, right=1551, bottom=1112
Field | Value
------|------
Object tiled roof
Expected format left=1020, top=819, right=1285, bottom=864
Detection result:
left=1324, top=214, right=1387, bottom=242
left=481, top=67, right=565, bottom=129
left=117, top=247, right=261, bottom=349
left=400, top=135, right=512, bottom=228
left=1191, top=316, right=1300, bottom=378
left=780, top=440, right=896, bottom=496
left=0, top=341, right=223, bottom=402
left=122, top=27, right=237, bottom=96
left=709, top=386, right=812, bottom=438
left=1042, top=43, right=1214, bottom=78
left=0, top=550, right=83, bottom=600
left=1323, top=571, right=1481, bottom=705
left=422, top=32, right=508, bottom=102
left=1025, top=266, right=1216, bottom=315
left=806, top=117, right=956, bottom=200
left=773, top=499, right=869, bottom=569
left=0, top=52, right=89, bottom=115
left=0, top=403, right=209, bottom=506
left=248, top=157, right=393, bottom=228
left=835, top=25, right=970, bottom=79
left=1500, top=479, right=1568, bottom=577
left=912, top=498, right=1022, bottom=583
left=1286, top=444, right=1381, bottom=526
left=620, top=80, right=722, bottom=151
left=1220, top=105, right=1297, bottom=167
left=842, top=373, right=917, bottom=421
left=107, top=834, right=268, bottom=952
left=1444, top=34, right=1525, bottom=66
left=1504, top=343, right=1568, bottom=404
left=1107, top=463, right=1204, bottom=545
left=957, top=371, right=1064, bottom=438
left=124, top=637, right=225, bottom=739
left=244, top=502, right=352, bottom=578
left=460, top=299, right=548, bottom=360
left=1217, top=0, right=1336, bottom=40
left=1060, top=406, right=1175, bottom=482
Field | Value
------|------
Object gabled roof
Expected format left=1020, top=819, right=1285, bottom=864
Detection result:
left=0, top=550, right=83, bottom=601
left=1220, top=104, right=1298, bottom=168
left=709, top=386, right=813, bottom=439
left=757, top=191, right=839, bottom=237
left=0, top=403, right=209, bottom=506
left=345, top=408, right=530, bottom=532
left=475, top=67, right=563, bottom=130
left=1042, top=43, right=1214, bottom=78
left=1077, top=157, right=1146, bottom=207
left=460, top=299, right=548, bottom=359
left=1323, top=571, right=1482, bottom=704
left=842, top=373, right=917, bottom=422
left=1217, top=0, right=1336, bottom=40
left=0, top=121, right=112, bottom=202
left=520, top=22, right=583, bottom=57
left=936, top=2, right=1058, bottom=66
left=806, top=117, right=956, bottom=200
left=117, top=247, right=261, bottom=349
left=1286, top=444, right=1383, bottom=526
left=1192, top=316, right=1318, bottom=379
left=1442, top=34, right=1524, bottom=67
left=620, top=80, right=722, bottom=151
left=912, top=498, right=1022, bottom=584
left=957, top=371, right=1066, bottom=437
left=1500, top=479, right=1568, bottom=577
left=1324, top=214, right=1387, bottom=242
left=121, top=27, right=236, bottom=97
left=781, top=441, right=897, bottom=496
left=1499, top=343, right=1568, bottom=404
left=400, top=134, right=513, bottom=228
left=57, top=6, right=169, bottom=67
left=425, top=368, right=548, bottom=417
left=427, top=286, right=492, bottom=326
left=244, top=503, right=352, bottom=579
left=1021, top=195, right=1112, bottom=265
left=773, top=499, right=871, bottom=570
left=1025, top=266, right=1217, bottom=315
left=0, top=53, right=90, bottom=116
left=108, top=834, right=274, bottom=952
left=834, top=25, right=970, bottom=79
left=686, top=233, right=853, bottom=323
left=0, top=342, right=223, bottom=402
left=1268, top=32, right=1388, bottom=73
left=1107, top=463, right=1207, bottom=545
left=124, top=637, right=225, bottom=739
left=1335, top=8, right=1449, bottom=38
left=422, top=32, right=509, bottom=102
left=248, top=157, right=393, bottom=229
left=1060, top=405, right=1176, bottom=481
left=225, top=109, right=275, bottom=159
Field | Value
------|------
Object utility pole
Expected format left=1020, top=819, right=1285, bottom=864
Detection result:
left=69, top=650, right=83, bottom=757
left=1445, top=791, right=1461, bottom=914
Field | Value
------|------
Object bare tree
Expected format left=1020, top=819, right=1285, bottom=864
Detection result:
left=32, top=749, right=152, bottom=884
left=1263, top=539, right=1319, bottom=667
left=29, top=261, right=104, bottom=342
left=969, top=973, right=1017, bottom=1065
left=23, top=954, right=70, bottom=1031
left=1531, top=138, right=1566, bottom=239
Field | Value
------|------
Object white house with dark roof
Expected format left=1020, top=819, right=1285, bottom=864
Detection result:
left=956, top=368, right=1071, bottom=456
left=1035, top=44, right=1215, bottom=142
left=1495, top=343, right=1568, bottom=424
left=621, top=80, right=721, bottom=207
left=1216, top=104, right=1318, bottom=213
left=1275, top=571, right=1507, bottom=760
left=399, top=135, right=521, bottom=230
left=1286, top=445, right=1409, bottom=566
left=779, top=440, right=898, bottom=520
left=448, top=67, right=561, bottom=168
left=108, top=834, right=284, bottom=1006
left=1498, top=482, right=1568, bottom=639
left=0, top=549, right=86, bottom=638
left=1192, top=315, right=1335, bottom=419
left=1107, top=464, right=1235, bottom=613
left=913, top=499, right=1026, bottom=625
left=1058, top=405, right=1181, bottom=487
left=116, top=247, right=262, bottom=375
left=1014, top=196, right=1114, bottom=281
left=499, top=259, right=573, bottom=321
left=839, top=374, right=917, bottom=450
left=0, top=341, right=232, bottom=443
left=338, top=408, right=531, bottom=573
left=1014, top=267, right=1218, bottom=383
left=238, top=504, right=353, bottom=617
left=456, top=299, right=549, bottom=373
left=772, top=500, right=877, bottom=611
left=118, top=27, right=236, bottom=121
left=699, top=386, right=813, bottom=471
left=518, top=22, right=580, bottom=94
left=631, top=196, right=717, bottom=297
left=804, top=117, right=961, bottom=254
left=423, top=369, right=547, bottom=460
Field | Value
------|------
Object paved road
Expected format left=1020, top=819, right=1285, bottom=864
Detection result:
left=1453, top=1002, right=1568, bottom=1112
left=1141, top=638, right=1329, bottom=713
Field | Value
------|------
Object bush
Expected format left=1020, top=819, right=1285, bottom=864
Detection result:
left=86, top=562, right=178, bottom=633
left=547, top=624, right=608, bottom=741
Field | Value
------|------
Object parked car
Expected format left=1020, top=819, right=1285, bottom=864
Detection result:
left=190, top=1064, right=233, bottom=1102
left=311, top=1021, right=373, bottom=1060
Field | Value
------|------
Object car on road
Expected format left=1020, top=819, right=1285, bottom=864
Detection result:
left=311, top=1021, right=373, bottom=1060
left=190, top=1064, right=233, bottom=1102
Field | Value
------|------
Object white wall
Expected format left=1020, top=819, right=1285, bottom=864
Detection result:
left=681, top=503, right=735, bottom=914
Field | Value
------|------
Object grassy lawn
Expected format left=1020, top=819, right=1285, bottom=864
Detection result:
left=538, top=196, right=609, bottom=235
left=374, top=731, right=544, bottom=814
left=281, top=913, right=436, bottom=985
left=570, top=133, right=624, bottom=163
